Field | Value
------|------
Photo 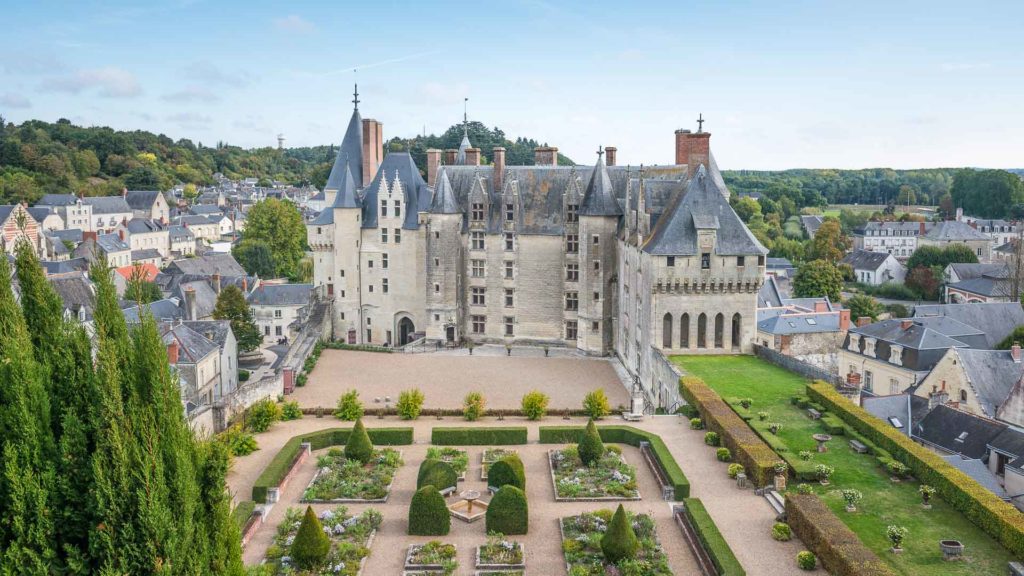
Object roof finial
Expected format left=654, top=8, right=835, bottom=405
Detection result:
left=352, top=83, right=360, bottom=111
left=696, top=113, right=704, bottom=133
left=597, top=145, right=604, bottom=159
left=463, top=97, right=469, bottom=135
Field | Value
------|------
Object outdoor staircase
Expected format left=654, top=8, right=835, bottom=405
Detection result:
left=763, top=489, right=786, bottom=521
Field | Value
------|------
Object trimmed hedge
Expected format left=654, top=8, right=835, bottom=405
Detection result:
left=807, top=381, right=1024, bottom=559
left=683, top=498, right=745, bottom=576
left=487, top=455, right=526, bottom=491
left=430, top=426, right=528, bottom=445
left=408, top=485, right=450, bottom=536
left=785, top=493, right=895, bottom=576
left=819, top=414, right=846, bottom=435
left=679, top=376, right=777, bottom=487
left=417, top=459, right=458, bottom=492
left=231, top=500, right=256, bottom=530
left=486, top=485, right=528, bottom=535
left=538, top=425, right=690, bottom=499
left=251, top=426, right=413, bottom=503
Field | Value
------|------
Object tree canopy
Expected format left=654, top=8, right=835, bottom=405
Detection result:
left=213, top=285, right=262, bottom=353
left=794, top=259, right=844, bottom=301
left=233, top=198, right=306, bottom=280
left=951, top=169, right=1024, bottom=219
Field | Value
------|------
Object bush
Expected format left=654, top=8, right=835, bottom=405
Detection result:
left=682, top=498, right=745, bottom=575
left=601, top=504, right=639, bottom=564
left=678, top=404, right=699, bottom=418
left=689, top=417, right=704, bottom=430
left=408, top=486, right=450, bottom=536
left=247, top=398, right=282, bottom=433
left=417, top=459, right=457, bottom=492
left=231, top=500, right=256, bottom=530
left=582, top=389, right=611, bottom=420
left=281, top=400, right=302, bottom=421
left=785, top=494, right=895, bottom=576
left=488, top=455, right=526, bottom=491
left=578, top=419, right=605, bottom=466
left=772, top=522, right=792, bottom=542
left=397, top=388, right=425, bottom=420
left=344, top=419, right=373, bottom=464
left=217, top=424, right=258, bottom=457
left=431, top=427, right=527, bottom=445
left=334, top=390, right=363, bottom=421
left=521, top=390, right=549, bottom=420
left=704, top=432, right=720, bottom=446
left=238, top=369, right=250, bottom=382
left=291, top=506, right=330, bottom=569
left=798, top=451, right=813, bottom=461
left=716, top=447, right=731, bottom=462
left=296, top=372, right=308, bottom=387
left=462, top=391, right=485, bottom=421
left=796, top=483, right=813, bottom=495
left=728, top=464, right=744, bottom=479
left=796, top=551, right=816, bottom=571
left=486, top=485, right=528, bottom=535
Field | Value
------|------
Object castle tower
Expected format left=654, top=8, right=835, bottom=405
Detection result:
left=323, top=86, right=365, bottom=207
left=426, top=168, right=463, bottom=344
left=577, top=147, right=622, bottom=355
left=330, top=162, right=363, bottom=343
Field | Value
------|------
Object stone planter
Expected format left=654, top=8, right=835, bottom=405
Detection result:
left=819, top=479, right=830, bottom=486
left=404, top=544, right=457, bottom=571
left=940, top=539, right=964, bottom=561
left=890, top=546, right=904, bottom=555
left=475, top=543, right=525, bottom=570
left=774, top=474, right=787, bottom=492
left=922, top=503, right=932, bottom=510
left=845, top=505, right=857, bottom=513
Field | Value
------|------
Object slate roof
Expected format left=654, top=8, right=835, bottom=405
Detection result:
left=167, top=253, right=246, bottom=277
left=248, top=283, right=313, bottom=306
left=842, top=249, right=897, bottom=271
left=758, top=275, right=785, bottom=308
left=766, top=257, right=793, bottom=269
left=48, top=272, right=95, bottom=321
left=176, top=215, right=217, bottom=227
left=914, top=303, right=1024, bottom=349
left=168, top=225, right=195, bottom=242
left=97, top=233, right=129, bottom=253
left=861, top=221, right=932, bottom=235
left=925, top=220, right=990, bottom=241
left=800, top=215, right=824, bottom=237
left=50, top=228, right=83, bottom=243
left=325, top=107, right=364, bottom=192
left=429, top=168, right=460, bottom=214
left=955, top=348, right=1024, bottom=417
left=914, top=404, right=1007, bottom=459
left=37, top=194, right=79, bottom=206
left=947, top=277, right=1014, bottom=299
left=123, top=190, right=163, bottom=211
left=183, top=320, right=233, bottom=349
left=579, top=151, right=624, bottom=217
left=173, top=280, right=218, bottom=320
left=360, top=152, right=430, bottom=230
left=850, top=317, right=985, bottom=350
left=989, top=427, right=1024, bottom=461
left=122, top=297, right=184, bottom=323
left=83, top=196, right=131, bottom=214
left=190, top=204, right=223, bottom=216
left=131, top=248, right=163, bottom=261
left=643, top=164, right=767, bottom=256
left=861, top=394, right=929, bottom=437
left=456, top=132, right=471, bottom=165
left=41, top=258, right=89, bottom=275
left=161, top=323, right=218, bottom=363
left=757, top=312, right=841, bottom=335
left=941, top=455, right=1008, bottom=498
left=124, top=218, right=165, bottom=234
left=26, top=206, right=54, bottom=223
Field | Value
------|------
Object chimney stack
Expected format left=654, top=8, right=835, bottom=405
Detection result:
left=675, top=129, right=691, bottom=165
left=605, top=147, right=617, bottom=167
left=212, top=273, right=221, bottom=294
left=166, top=339, right=179, bottom=364
left=534, top=146, right=558, bottom=166
left=122, top=187, right=128, bottom=198
left=686, top=132, right=711, bottom=178
left=465, top=148, right=481, bottom=166
left=118, top=229, right=125, bottom=241
left=361, top=118, right=383, bottom=188
left=814, top=301, right=828, bottom=313
left=426, top=149, right=442, bottom=186
left=444, top=149, right=458, bottom=165
left=242, top=277, right=249, bottom=292
left=929, top=386, right=949, bottom=410
left=919, top=221, right=926, bottom=235
left=956, top=207, right=964, bottom=222
left=901, top=319, right=914, bottom=330
left=839, top=309, right=851, bottom=331
left=1013, top=343, right=1022, bottom=363
left=492, top=147, right=506, bottom=193
left=856, top=316, right=871, bottom=327
left=184, top=286, right=197, bottom=321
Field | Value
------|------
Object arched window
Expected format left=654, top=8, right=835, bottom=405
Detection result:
left=697, top=313, right=707, bottom=348
left=662, top=313, right=673, bottom=349
left=714, top=313, right=724, bottom=348
left=960, top=389, right=968, bottom=403
left=680, top=313, right=690, bottom=348
left=731, top=313, right=742, bottom=350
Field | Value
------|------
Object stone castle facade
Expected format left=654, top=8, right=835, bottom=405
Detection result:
left=307, top=94, right=767, bottom=406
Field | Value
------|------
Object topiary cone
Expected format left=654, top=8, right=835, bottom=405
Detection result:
left=408, top=485, right=450, bottom=535
left=601, top=504, right=639, bottom=564
left=485, top=484, right=528, bottom=535
left=291, top=505, right=331, bottom=569
left=345, top=418, right=373, bottom=464
left=578, top=418, right=604, bottom=466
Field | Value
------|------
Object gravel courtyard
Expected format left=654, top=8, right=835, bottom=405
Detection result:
left=292, top=348, right=632, bottom=411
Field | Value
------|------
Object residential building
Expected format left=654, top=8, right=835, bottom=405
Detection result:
left=248, top=283, right=314, bottom=342
left=920, top=220, right=992, bottom=261
left=0, top=204, right=43, bottom=256
left=913, top=302, right=1024, bottom=349
left=37, top=194, right=92, bottom=231
left=161, top=322, right=222, bottom=412
left=117, top=218, right=170, bottom=257
left=82, top=196, right=133, bottom=232
left=916, top=346, right=1024, bottom=426
left=124, top=190, right=170, bottom=222
left=175, top=215, right=220, bottom=243
left=26, top=206, right=64, bottom=231
left=73, top=232, right=131, bottom=268
left=842, top=249, right=907, bottom=285
left=854, top=221, right=932, bottom=258
left=181, top=320, right=239, bottom=401
left=168, top=225, right=196, bottom=256
left=800, top=215, right=824, bottom=238
left=756, top=276, right=850, bottom=367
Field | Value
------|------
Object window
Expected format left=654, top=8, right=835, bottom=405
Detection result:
left=591, top=321, right=599, bottom=332
left=565, top=291, right=578, bottom=311
left=274, top=309, right=282, bottom=318
left=504, top=316, right=514, bottom=336
left=701, top=253, right=710, bottom=269
left=593, top=291, right=600, bottom=301
left=472, top=203, right=484, bottom=221
left=667, top=256, right=675, bottom=267
left=592, top=234, right=600, bottom=245
left=434, top=231, right=440, bottom=239
left=566, top=235, right=579, bottom=253
left=382, top=254, right=388, bottom=269
left=566, top=204, right=579, bottom=223
left=505, top=232, right=514, bottom=251
left=380, top=199, right=387, bottom=217
left=367, top=317, right=372, bottom=325
left=697, top=313, right=707, bottom=348
left=381, top=229, right=388, bottom=243
left=471, top=287, right=486, bottom=306
left=472, top=315, right=486, bottom=334
left=505, top=203, right=514, bottom=222
left=382, top=279, right=388, bottom=294
left=275, top=326, right=282, bottom=336
left=680, top=313, right=690, bottom=348
left=567, top=263, right=579, bottom=281
left=434, top=283, right=440, bottom=293
left=368, top=285, right=373, bottom=293
left=471, top=259, right=485, bottom=278
left=889, top=378, right=900, bottom=395
left=737, top=256, right=745, bottom=267
left=471, top=232, right=485, bottom=250
left=394, top=229, right=401, bottom=244
left=434, top=258, right=439, bottom=266
left=758, top=255, right=765, bottom=266
left=394, top=200, right=401, bottom=218
left=264, top=325, right=270, bottom=336
left=593, top=260, right=600, bottom=271
left=864, top=370, right=873, bottom=392
left=368, top=259, right=374, bottom=268
left=960, top=389, right=968, bottom=402
left=504, top=261, right=514, bottom=279
left=566, top=320, right=578, bottom=339
left=316, top=227, right=321, bottom=234
left=505, top=288, right=514, bottom=307
left=366, top=329, right=372, bottom=341
left=663, top=313, right=673, bottom=348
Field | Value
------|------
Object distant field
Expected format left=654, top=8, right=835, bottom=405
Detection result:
left=827, top=204, right=936, bottom=216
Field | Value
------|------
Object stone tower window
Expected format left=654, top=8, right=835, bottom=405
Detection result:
left=471, top=232, right=485, bottom=250
left=566, top=235, right=579, bottom=253
left=566, top=204, right=579, bottom=223
left=382, top=254, right=388, bottom=269
left=667, top=256, right=675, bottom=267
left=394, top=200, right=401, bottom=218
left=471, top=203, right=484, bottom=221
left=566, top=263, right=579, bottom=281
left=737, top=256, right=745, bottom=267
left=505, top=203, right=514, bottom=222
left=680, top=313, right=690, bottom=348
left=394, top=229, right=401, bottom=244
left=504, top=261, right=514, bottom=279
left=381, top=229, right=388, bottom=243
left=701, top=253, right=711, bottom=269
left=663, top=313, right=673, bottom=348
left=380, top=199, right=388, bottom=217
left=565, top=291, right=578, bottom=311
left=471, top=260, right=485, bottom=278
left=566, top=320, right=578, bottom=339
left=714, top=313, right=724, bottom=348
left=697, top=313, right=707, bottom=348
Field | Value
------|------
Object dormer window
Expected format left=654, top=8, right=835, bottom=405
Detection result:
left=701, top=253, right=710, bottom=269
left=471, top=203, right=484, bottom=222
left=566, top=204, right=579, bottom=223
left=848, top=334, right=860, bottom=351
left=890, top=345, right=903, bottom=366
left=864, top=337, right=877, bottom=358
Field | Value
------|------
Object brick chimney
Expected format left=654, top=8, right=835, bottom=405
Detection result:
left=814, top=301, right=828, bottom=313
left=534, top=146, right=558, bottom=166
left=166, top=339, right=179, bottom=364
left=444, top=149, right=458, bottom=165
left=212, top=273, right=221, bottom=294
left=118, top=229, right=125, bottom=241
left=605, top=146, right=617, bottom=167
left=426, top=149, right=442, bottom=186
left=839, top=309, right=851, bottom=331
left=929, top=381, right=949, bottom=410
left=687, top=132, right=711, bottom=178
left=242, top=277, right=248, bottom=292
left=465, top=148, right=481, bottom=166
left=856, top=316, right=871, bottom=327
left=674, top=129, right=691, bottom=165
left=184, top=286, right=197, bottom=321
left=901, top=319, right=914, bottom=330
left=919, top=221, right=926, bottom=235
left=1013, top=343, right=1021, bottom=363
left=361, top=118, right=383, bottom=188
left=83, top=230, right=98, bottom=242
left=492, top=147, right=506, bottom=193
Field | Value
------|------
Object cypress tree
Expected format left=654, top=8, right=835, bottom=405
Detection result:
left=600, top=504, right=639, bottom=564
left=291, top=506, right=330, bottom=569
left=578, top=419, right=604, bottom=466
left=345, top=419, right=374, bottom=464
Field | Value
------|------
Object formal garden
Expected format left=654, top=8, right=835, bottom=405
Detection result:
left=302, top=421, right=403, bottom=502
left=673, top=354, right=1020, bottom=576
left=559, top=506, right=673, bottom=575
left=261, top=505, right=382, bottom=575
left=550, top=421, right=640, bottom=500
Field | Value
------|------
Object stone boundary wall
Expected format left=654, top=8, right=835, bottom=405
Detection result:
left=651, top=349, right=686, bottom=412
left=239, top=509, right=264, bottom=549
left=753, top=344, right=841, bottom=386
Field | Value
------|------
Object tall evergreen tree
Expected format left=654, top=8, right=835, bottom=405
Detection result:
left=213, top=285, right=262, bottom=353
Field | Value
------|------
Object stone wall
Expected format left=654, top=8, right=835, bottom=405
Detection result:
left=754, top=344, right=841, bottom=386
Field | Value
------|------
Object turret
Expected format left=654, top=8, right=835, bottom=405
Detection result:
left=426, top=169, right=463, bottom=343
left=577, top=147, right=621, bottom=355
left=331, top=162, right=363, bottom=343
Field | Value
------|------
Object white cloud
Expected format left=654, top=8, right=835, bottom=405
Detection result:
left=0, top=93, right=31, bottom=109
left=161, top=85, right=221, bottom=103
left=40, top=67, right=141, bottom=98
left=273, top=14, right=316, bottom=34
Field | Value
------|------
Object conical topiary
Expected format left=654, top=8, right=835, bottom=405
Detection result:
left=417, top=458, right=458, bottom=492
left=408, top=485, right=451, bottom=535
left=578, top=419, right=605, bottom=466
left=344, top=418, right=373, bottom=464
left=485, top=484, right=528, bottom=535
left=600, top=504, right=639, bottom=564
left=487, top=454, right=526, bottom=491
left=291, top=505, right=331, bottom=569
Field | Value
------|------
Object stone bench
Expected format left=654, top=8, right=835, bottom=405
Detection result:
left=849, top=439, right=868, bottom=454
left=1010, top=561, right=1024, bottom=576
left=807, top=408, right=822, bottom=420
left=622, top=412, right=644, bottom=422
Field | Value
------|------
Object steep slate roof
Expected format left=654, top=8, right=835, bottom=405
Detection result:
left=800, top=215, right=824, bottom=237
left=131, top=248, right=163, bottom=261
left=429, top=168, right=460, bottom=214
left=757, top=275, right=785, bottom=308
left=124, top=190, right=163, bottom=211
left=989, top=427, right=1024, bottom=461
left=947, top=263, right=1009, bottom=281
left=324, top=107, right=364, bottom=192
left=947, top=277, right=1014, bottom=299
left=940, top=455, right=1007, bottom=498
left=184, top=320, right=233, bottom=349
left=861, top=221, right=933, bottom=235
left=26, top=206, right=54, bottom=222
left=914, top=302, right=1024, bottom=349
left=861, top=394, right=928, bottom=437
left=50, top=228, right=83, bottom=243
left=37, top=194, right=79, bottom=206
left=176, top=214, right=216, bottom=227
left=96, top=233, right=129, bottom=253
left=841, top=249, right=896, bottom=271
left=914, top=404, right=1006, bottom=459
left=757, top=312, right=841, bottom=335
left=643, top=164, right=767, bottom=256
left=167, top=253, right=246, bottom=277
left=124, top=219, right=165, bottom=234
left=168, top=225, right=194, bottom=242
left=41, top=257, right=89, bottom=275
left=579, top=150, right=622, bottom=217
left=248, top=283, right=313, bottom=306
left=359, top=152, right=430, bottom=230
left=925, top=220, right=990, bottom=241
left=955, top=348, right=1024, bottom=417
left=161, top=323, right=218, bottom=363
left=48, top=272, right=95, bottom=320
left=190, top=204, right=223, bottom=216
left=122, top=297, right=184, bottom=323
left=852, top=316, right=986, bottom=349
left=173, top=280, right=218, bottom=319
left=456, top=132, right=471, bottom=165
left=83, top=196, right=131, bottom=214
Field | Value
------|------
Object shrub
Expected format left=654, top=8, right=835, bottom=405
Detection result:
left=521, top=390, right=549, bottom=420
left=281, top=400, right=302, bottom=421
left=344, top=419, right=373, bottom=464
left=716, top=448, right=731, bottom=462
left=488, top=455, right=526, bottom=491
left=247, top=398, right=282, bottom=433
left=886, top=525, right=908, bottom=549
left=757, top=411, right=769, bottom=421
left=773, top=461, right=788, bottom=476
left=798, top=450, right=813, bottom=461
left=238, top=369, right=250, bottom=382
left=919, top=484, right=936, bottom=504
left=397, top=388, right=425, bottom=420
left=417, top=459, right=457, bottom=492
left=739, top=398, right=753, bottom=409
left=689, top=417, right=704, bottom=430
left=796, top=551, right=816, bottom=571
left=486, top=485, right=528, bottom=535
left=682, top=499, right=745, bottom=575
left=704, top=432, right=720, bottom=446
left=582, top=389, right=611, bottom=419
left=296, top=372, right=308, bottom=387
left=334, top=390, right=363, bottom=421
left=578, top=419, right=605, bottom=466
left=462, top=391, right=485, bottom=421
left=772, top=522, right=792, bottom=542
left=408, top=486, right=450, bottom=536
left=291, top=506, right=330, bottom=569
left=886, top=460, right=909, bottom=478
left=796, top=483, right=813, bottom=495
left=841, top=489, right=863, bottom=508
left=431, top=427, right=527, bottom=445
left=767, top=422, right=782, bottom=435
left=815, top=464, right=834, bottom=483
left=728, top=464, right=744, bottom=479
left=217, top=424, right=258, bottom=457
left=678, top=404, right=699, bottom=418
left=601, top=504, right=639, bottom=564
left=785, top=494, right=895, bottom=576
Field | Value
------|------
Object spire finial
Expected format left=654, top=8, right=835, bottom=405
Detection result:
left=352, top=83, right=360, bottom=111
left=696, top=113, right=704, bottom=133
left=463, top=97, right=469, bottom=135
left=597, top=145, right=604, bottom=158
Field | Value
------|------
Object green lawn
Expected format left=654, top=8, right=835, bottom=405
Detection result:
left=672, top=355, right=1018, bottom=576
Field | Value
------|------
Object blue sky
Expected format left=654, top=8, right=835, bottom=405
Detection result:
left=2, top=0, right=1021, bottom=169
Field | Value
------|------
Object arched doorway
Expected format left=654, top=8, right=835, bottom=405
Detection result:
left=731, top=313, right=742, bottom=350
left=714, top=313, right=724, bottom=348
left=398, top=317, right=416, bottom=346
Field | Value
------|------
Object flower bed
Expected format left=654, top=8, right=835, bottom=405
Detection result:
left=481, top=448, right=518, bottom=480
left=303, top=448, right=402, bottom=502
left=550, top=446, right=639, bottom=500
left=559, top=509, right=672, bottom=575
left=404, top=541, right=458, bottom=574
left=476, top=534, right=525, bottom=570
left=426, top=446, right=468, bottom=481
left=264, top=506, right=381, bottom=575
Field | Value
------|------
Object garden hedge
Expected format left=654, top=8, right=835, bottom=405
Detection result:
left=682, top=498, right=745, bottom=576
left=538, top=425, right=690, bottom=498
left=430, top=426, right=528, bottom=445
left=417, top=459, right=458, bottom=492
left=487, top=455, right=526, bottom=491
left=231, top=500, right=256, bottom=530
left=807, top=381, right=1024, bottom=558
left=251, top=426, right=413, bottom=503
left=784, top=493, right=895, bottom=576
left=678, top=376, right=777, bottom=487
left=408, top=485, right=450, bottom=536
left=485, top=485, right=528, bottom=535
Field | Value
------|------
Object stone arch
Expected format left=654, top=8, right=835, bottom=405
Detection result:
left=395, top=313, right=417, bottom=346
left=697, top=313, right=707, bottom=348
left=714, top=313, right=724, bottom=348
left=731, top=313, right=742, bottom=350
left=662, top=313, right=673, bottom=349
left=680, top=313, right=690, bottom=349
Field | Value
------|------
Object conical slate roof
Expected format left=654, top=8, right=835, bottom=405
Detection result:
left=455, top=132, right=471, bottom=165
left=579, top=149, right=622, bottom=216
left=429, top=168, right=461, bottom=214
left=331, top=162, right=359, bottom=209
left=325, top=108, right=363, bottom=192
